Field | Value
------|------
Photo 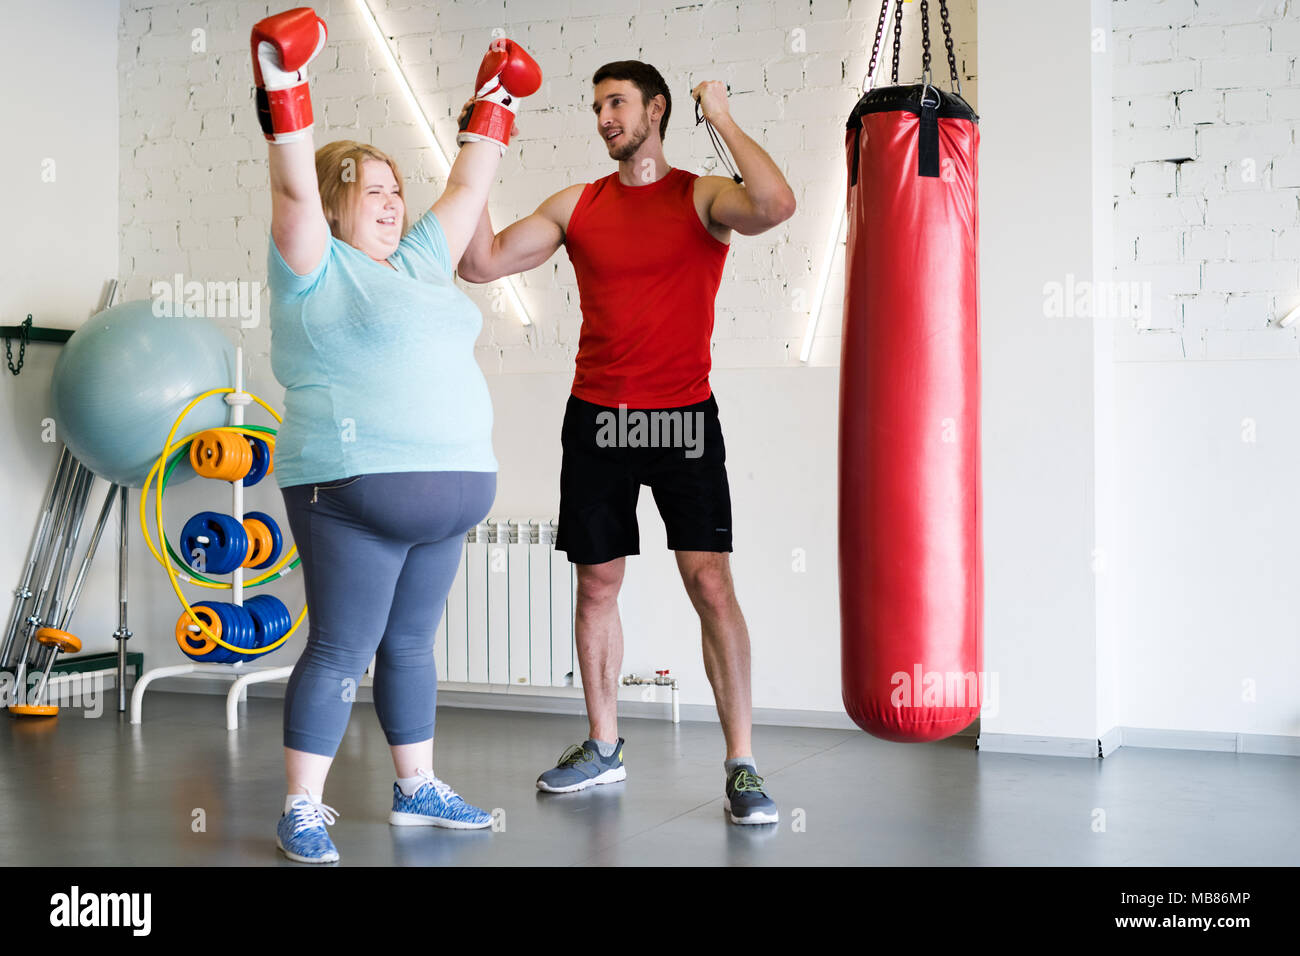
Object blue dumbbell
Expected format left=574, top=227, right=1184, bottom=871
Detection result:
left=243, top=436, right=272, bottom=488
left=180, top=512, right=248, bottom=575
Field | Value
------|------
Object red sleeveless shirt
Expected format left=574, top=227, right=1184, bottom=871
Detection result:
left=563, top=167, right=729, bottom=408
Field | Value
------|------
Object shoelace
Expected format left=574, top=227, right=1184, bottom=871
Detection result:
left=730, top=769, right=766, bottom=794
left=412, top=768, right=459, bottom=803
left=556, top=744, right=593, bottom=768
left=289, top=796, right=338, bottom=834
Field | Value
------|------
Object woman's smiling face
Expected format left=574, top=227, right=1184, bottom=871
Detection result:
left=340, top=158, right=405, bottom=262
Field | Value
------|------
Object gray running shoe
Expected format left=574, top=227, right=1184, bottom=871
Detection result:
left=724, top=765, right=779, bottom=825
left=536, top=738, right=627, bottom=793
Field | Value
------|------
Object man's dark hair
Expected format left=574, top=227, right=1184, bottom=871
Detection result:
left=592, top=61, right=671, bottom=141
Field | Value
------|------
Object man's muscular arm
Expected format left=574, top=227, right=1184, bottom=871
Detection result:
left=692, top=80, right=796, bottom=235
left=457, top=185, right=581, bottom=283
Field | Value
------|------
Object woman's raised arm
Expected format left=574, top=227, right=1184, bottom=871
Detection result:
left=252, top=8, right=330, bottom=276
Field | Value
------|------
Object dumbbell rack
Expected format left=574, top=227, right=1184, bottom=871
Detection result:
left=130, top=347, right=300, bottom=730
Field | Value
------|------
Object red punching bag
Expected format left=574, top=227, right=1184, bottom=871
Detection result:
left=839, top=0, right=982, bottom=743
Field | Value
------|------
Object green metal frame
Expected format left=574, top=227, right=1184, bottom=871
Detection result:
left=49, top=650, right=142, bottom=682
left=1, top=324, right=72, bottom=344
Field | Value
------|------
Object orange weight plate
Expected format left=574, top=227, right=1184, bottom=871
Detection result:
left=175, top=605, right=221, bottom=657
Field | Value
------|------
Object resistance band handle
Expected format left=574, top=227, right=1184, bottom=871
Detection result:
left=694, top=97, right=743, bottom=185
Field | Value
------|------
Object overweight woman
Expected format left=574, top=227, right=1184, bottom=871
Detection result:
left=253, top=8, right=540, bottom=863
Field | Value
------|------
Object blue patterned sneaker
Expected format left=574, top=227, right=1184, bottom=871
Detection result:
left=536, top=738, right=626, bottom=793
left=276, top=793, right=340, bottom=863
left=724, top=765, right=779, bottom=825
left=389, top=769, right=493, bottom=829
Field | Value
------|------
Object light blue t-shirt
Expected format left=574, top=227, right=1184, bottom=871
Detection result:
left=267, top=208, right=497, bottom=488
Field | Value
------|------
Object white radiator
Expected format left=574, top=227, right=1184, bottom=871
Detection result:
left=436, top=518, right=577, bottom=688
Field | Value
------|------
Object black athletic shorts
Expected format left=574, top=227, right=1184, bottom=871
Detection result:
left=555, top=392, right=733, bottom=564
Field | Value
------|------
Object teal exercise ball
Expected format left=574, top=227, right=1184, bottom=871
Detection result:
left=50, top=299, right=234, bottom=488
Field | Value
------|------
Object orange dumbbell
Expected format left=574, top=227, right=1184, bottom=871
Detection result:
left=190, top=430, right=253, bottom=482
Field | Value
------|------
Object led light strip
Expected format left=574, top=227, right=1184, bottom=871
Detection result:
left=800, top=205, right=846, bottom=363
left=353, top=0, right=533, bottom=326
left=802, top=2, right=918, bottom=363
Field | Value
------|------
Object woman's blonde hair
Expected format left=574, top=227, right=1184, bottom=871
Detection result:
left=314, top=140, right=410, bottom=241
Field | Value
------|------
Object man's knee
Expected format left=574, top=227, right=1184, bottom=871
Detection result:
left=575, top=559, right=625, bottom=611
left=680, top=558, right=736, bottom=616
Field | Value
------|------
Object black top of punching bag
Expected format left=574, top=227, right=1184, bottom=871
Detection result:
left=846, top=83, right=979, bottom=131
left=845, top=83, right=979, bottom=183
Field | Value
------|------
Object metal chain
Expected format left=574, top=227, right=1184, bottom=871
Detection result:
left=939, top=0, right=961, bottom=93
left=865, top=0, right=891, bottom=88
left=5, top=315, right=31, bottom=376
left=869, top=0, right=960, bottom=96
left=921, top=0, right=932, bottom=81
left=890, top=0, right=902, bottom=84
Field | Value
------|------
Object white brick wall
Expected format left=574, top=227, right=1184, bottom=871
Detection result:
left=1113, top=0, right=1300, bottom=361
left=118, top=0, right=979, bottom=372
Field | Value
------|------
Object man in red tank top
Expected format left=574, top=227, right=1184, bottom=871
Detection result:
left=459, top=61, right=795, bottom=825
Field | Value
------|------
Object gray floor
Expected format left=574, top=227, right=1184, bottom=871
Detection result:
left=2, top=691, right=1296, bottom=866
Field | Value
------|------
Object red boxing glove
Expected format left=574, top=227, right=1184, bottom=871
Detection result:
left=457, top=39, right=543, bottom=153
left=251, top=7, right=328, bottom=144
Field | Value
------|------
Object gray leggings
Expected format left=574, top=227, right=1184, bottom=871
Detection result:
left=278, top=471, right=496, bottom=757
